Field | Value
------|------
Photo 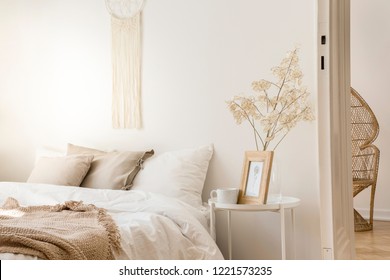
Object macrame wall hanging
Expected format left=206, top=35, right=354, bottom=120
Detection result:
left=105, top=0, right=145, bottom=129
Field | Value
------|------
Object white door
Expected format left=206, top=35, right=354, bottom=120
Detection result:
left=317, top=0, right=356, bottom=259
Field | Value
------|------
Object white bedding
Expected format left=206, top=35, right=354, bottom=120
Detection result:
left=0, top=182, right=223, bottom=260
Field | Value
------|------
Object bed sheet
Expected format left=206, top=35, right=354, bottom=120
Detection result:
left=0, top=182, right=223, bottom=260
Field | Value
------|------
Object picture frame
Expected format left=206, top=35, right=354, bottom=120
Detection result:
left=238, top=151, right=274, bottom=205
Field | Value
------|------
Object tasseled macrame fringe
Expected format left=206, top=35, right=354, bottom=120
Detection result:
left=111, top=14, right=142, bottom=129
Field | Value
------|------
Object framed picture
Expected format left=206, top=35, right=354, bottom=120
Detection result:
left=238, top=151, right=274, bottom=204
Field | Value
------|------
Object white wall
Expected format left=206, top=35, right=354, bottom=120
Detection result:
left=0, top=0, right=321, bottom=259
left=351, top=0, right=390, bottom=220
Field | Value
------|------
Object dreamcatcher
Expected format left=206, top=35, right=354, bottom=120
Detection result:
left=105, top=0, right=145, bottom=129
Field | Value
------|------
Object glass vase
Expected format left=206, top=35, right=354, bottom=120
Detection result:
left=267, top=152, right=282, bottom=203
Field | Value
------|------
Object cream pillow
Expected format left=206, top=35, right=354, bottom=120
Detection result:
left=131, top=144, right=214, bottom=208
left=27, top=155, right=94, bottom=186
left=67, top=144, right=154, bottom=190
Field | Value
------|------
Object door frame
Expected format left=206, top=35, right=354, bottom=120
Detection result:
left=317, top=0, right=355, bottom=259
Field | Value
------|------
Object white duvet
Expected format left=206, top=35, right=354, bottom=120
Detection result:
left=0, top=182, right=223, bottom=260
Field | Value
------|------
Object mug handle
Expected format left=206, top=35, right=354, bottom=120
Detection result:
left=210, top=190, right=218, bottom=201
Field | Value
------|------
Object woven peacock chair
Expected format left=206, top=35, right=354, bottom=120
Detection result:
left=351, top=87, right=380, bottom=232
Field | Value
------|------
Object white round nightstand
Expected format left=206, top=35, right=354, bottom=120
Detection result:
left=208, top=196, right=300, bottom=260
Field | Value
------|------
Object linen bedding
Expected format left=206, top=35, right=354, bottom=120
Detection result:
left=0, top=182, right=223, bottom=260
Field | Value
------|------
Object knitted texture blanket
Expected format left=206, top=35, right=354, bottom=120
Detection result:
left=0, top=197, right=121, bottom=260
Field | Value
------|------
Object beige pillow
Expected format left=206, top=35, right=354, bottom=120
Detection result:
left=27, top=155, right=94, bottom=186
left=67, top=144, right=154, bottom=190
left=66, top=143, right=106, bottom=156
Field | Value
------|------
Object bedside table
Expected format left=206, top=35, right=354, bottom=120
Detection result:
left=208, top=196, right=300, bottom=260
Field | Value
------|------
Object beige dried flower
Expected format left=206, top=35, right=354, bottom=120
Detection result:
left=226, top=48, right=315, bottom=151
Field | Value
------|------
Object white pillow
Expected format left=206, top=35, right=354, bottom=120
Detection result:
left=35, top=146, right=66, bottom=165
left=131, top=144, right=214, bottom=208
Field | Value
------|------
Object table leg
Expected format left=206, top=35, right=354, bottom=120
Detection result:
left=291, top=208, right=296, bottom=259
left=210, top=202, right=216, bottom=240
left=227, top=210, right=232, bottom=260
left=280, top=205, right=286, bottom=260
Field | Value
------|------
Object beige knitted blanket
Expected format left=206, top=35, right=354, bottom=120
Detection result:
left=0, top=197, right=121, bottom=260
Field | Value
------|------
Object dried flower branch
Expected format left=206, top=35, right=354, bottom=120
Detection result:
left=227, top=48, right=315, bottom=151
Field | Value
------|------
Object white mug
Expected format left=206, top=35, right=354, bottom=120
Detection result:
left=210, top=188, right=239, bottom=204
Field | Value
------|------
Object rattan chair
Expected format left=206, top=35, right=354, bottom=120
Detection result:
left=351, top=87, right=380, bottom=232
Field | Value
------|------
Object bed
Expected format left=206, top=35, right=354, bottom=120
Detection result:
left=0, top=144, right=223, bottom=260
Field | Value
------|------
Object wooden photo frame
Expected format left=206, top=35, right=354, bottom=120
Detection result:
left=238, top=151, right=274, bottom=205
